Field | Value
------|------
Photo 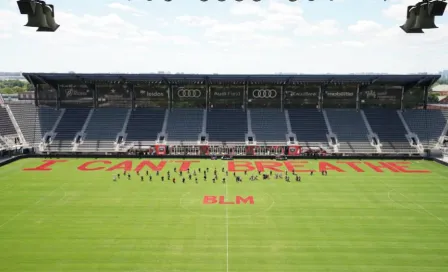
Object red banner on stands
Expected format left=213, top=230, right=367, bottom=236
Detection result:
left=155, top=145, right=166, bottom=155
left=246, top=146, right=256, bottom=155
left=200, top=145, right=209, bottom=155
left=287, top=145, right=302, bottom=156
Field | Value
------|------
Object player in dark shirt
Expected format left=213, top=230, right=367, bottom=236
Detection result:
left=149, top=175, right=152, bottom=182
left=141, top=176, right=144, bottom=182
left=127, top=174, right=131, bottom=180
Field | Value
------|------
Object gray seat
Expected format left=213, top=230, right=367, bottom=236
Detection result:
left=207, top=109, right=247, bottom=143
left=50, top=108, right=90, bottom=151
left=78, top=108, right=128, bottom=151
left=364, top=109, right=416, bottom=153
left=250, top=108, right=287, bottom=145
left=125, top=108, right=165, bottom=146
left=403, top=110, right=448, bottom=149
left=166, top=109, right=203, bottom=144
left=326, top=109, right=376, bottom=153
left=36, top=107, right=61, bottom=144
left=288, top=109, right=328, bottom=147
left=0, top=107, right=17, bottom=136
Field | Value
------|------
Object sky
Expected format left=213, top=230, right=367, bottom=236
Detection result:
left=0, top=0, right=447, bottom=74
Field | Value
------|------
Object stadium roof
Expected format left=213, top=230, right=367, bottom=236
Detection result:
left=22, top=73, right=441, bottom=86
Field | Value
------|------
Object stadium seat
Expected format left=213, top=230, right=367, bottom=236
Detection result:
left=49, top=108, right=90, bottom=151
left=207, top=109, right=247, bottom=143
left=78, top=108, right=128, bottom=151
left=325, top=109, right=376, bottom=153
left=125, top=108, right=165, bottom=146
left=0, top=107, right=17, bottom=137
left=8, top=103, right=38, bottom=145
left=166, top=108, right=203, bottom=144
left=288, top=109, right=329, bottom=147
left=402, top=109, right=448, bottom=149
left=363, top=109, right=416, bottom=153
left=250, top=108, right=288, bottom=145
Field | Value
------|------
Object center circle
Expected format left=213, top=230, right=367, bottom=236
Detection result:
left=180, top=191, right=275, bottom=218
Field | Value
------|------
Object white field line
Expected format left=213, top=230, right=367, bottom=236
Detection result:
left=225, top=180, right=229, bottom=272
left=381, top=180, right=448, bottom=227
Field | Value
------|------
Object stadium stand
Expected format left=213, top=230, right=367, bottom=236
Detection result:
left=402, top=109, right=448, bottom=149
left=5, top=72, right=438, bottom=155
left=9, top=104, right=61, bottom=146
left=125, top=108, right=165, bottom=146
left=36, top=107, right=62, bottom=144
left=0, top=107, right=17, bottom=136
left=166, top=108, right=203, bottom=144
left=288, top=109, right=329, bottom=147
left=363, top=109, right=416, bottom=153
left=8, top=104, right=37, bottom=144
left=49, top=108, right=90, bottom=151
left=250, top=108, right=288, bottom=145
left=325, top=109, right=376, bottom=153
left=78, top=108, right=128, bottom=151
left=207, top=109, right=247, bottom=143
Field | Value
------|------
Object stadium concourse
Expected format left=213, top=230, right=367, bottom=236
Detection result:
left=0, top=72, right=447, bottom=156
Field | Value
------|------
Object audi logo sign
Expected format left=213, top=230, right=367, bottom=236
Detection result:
left=252, top=89, right=277, bottom=98
left=178, top=89, right=202, bottom=98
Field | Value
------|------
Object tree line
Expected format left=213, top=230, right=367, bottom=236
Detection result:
left=0, top=80, right=31, bottom=94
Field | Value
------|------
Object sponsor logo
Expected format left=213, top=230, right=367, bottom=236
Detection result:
left=326, top=91, right=354, bottom=97
left=365, top=90, right=377, bottom=99
left=214, top=91, right=242, bottom=97
left=178, top=88, right=202, bottom=98
left=203, top=196, right=255, bottom=205
left=65, top=89, right=89, bottom=97
left=139, top=90, right=165, bottom=97
left=285, top=91, right=318, bottom=98
left=252, top=89, right=277, bottom=98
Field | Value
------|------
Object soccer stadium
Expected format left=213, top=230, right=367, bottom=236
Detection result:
left=0, top=71, right=448, bottom=272
left=2, top=0, right=448, bottom=271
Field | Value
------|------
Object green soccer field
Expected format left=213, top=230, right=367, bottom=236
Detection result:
left=0, top=158, right=448, bottom=272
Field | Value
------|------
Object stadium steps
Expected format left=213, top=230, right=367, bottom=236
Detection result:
left=288, top=109, right=329, bottom=147
left=78, top=108, right=128, bottom=151
left=250, top=108, right=288, bottom=145
left=125, top=108, right=166, bottom=146
left=325, top=109, right=376, bottom=153
left=166, top=108, right=203, bottom=145
left=207, top=109, right=247, bottom=144
left=49, top=108, right=91, bottom=152
left=402, top=109, right=448, bottom=149
left=363, top=109, right=416, bottom=153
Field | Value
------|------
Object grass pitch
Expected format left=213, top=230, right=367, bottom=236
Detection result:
left=0, top=158, right=448, bottom=272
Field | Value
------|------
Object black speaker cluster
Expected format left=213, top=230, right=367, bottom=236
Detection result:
left=401, top=0, right=446, bottom=33
left=17, top=0, right=59, bottom=32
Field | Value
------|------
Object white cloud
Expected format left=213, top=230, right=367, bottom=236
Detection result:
left=294, top=20, right=341, bottom=36
left=175, top=16, right=218, bottom=27
left=107, top=3, right=145, bottom=15
left=348, top=20, right=383, bottom=34
left=340, top=41, right=365, bottom=47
